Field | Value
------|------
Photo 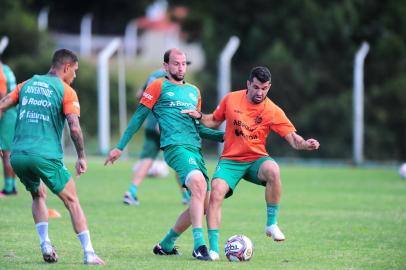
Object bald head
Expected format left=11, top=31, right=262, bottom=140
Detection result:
left=164, top=48, right=185, bottom=64
left=163, top=48, right=187, bottom=82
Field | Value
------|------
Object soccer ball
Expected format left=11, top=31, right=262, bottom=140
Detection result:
left=399, top=163, right=406, bottom=179
left=224, top=234, right=254, bottom=262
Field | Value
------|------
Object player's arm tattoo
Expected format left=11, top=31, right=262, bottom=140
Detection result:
left=66, top=113, right=86, bottom=159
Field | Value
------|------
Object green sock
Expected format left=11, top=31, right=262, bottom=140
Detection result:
left=159, top=228, right=179, bottom=252
left=4, top=178, right=15, bottom=192
left=129, top=184, right=138, bottom=198
left=208, top=229, right=219, bottom=253
left=266, top=203, right=280, bottom=226
left=192, top=228, right=205, bottom=249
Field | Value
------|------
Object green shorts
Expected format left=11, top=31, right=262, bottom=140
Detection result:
left=212, top=156, right=274, bottom=198
left=10, top=154, right=71, bottom=194
left=140, top=129, right=161, bottom=159
left=0, top=109, right=17, bottom=150
left=163, top=145, right=209, bottom=189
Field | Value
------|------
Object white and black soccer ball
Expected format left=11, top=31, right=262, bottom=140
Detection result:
left=224, top=234, right=254, bottom=262
left=399, top=163, right=406, bottom=179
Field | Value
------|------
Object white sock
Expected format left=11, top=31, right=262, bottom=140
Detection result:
left=77, top=230, right=95, bottom=255
left=35, top=222, right=51, bottom=245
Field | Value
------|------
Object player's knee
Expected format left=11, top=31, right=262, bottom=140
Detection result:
left=61, top=193, right=79, bottom=209
left=188, top=181, right=207, bottom=200
left=210, top=181, right=227, bottom=204
left=261, top=164, right=280, bottom=183
left=31, top=185, right=47, bottom=200
left=210, top=189, right=225, bottom=204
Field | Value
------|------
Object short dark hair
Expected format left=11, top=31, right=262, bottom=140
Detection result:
left=51, top=49, right=78, bottom=68
left=163, top=49, right=172, bottom=64
left=248, top=66, right=271, bottom=83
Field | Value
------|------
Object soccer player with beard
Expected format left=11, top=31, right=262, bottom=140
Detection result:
left=105, top=48, right=224, bottom=261
left=182, top=66, right=320, bottom=260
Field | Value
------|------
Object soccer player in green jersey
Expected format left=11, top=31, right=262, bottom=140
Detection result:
left=0, top=59, right=18, bottom=197
left=123, top=68, right=190, bottom=206
left=0, top=49, right=105, bottom=265
left=105, top=48, right=223, bottom=260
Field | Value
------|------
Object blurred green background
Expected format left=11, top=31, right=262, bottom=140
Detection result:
left=0, top=0, right=405, bottom=161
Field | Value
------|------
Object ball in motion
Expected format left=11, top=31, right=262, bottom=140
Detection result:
left=399, top=163, right=406, bottom=179
left=224, top=234, right=254, bottom=262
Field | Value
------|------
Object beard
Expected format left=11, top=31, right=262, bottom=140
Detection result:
left=169, top=71, right=184, bottom=82
left=251, top=95, right=265, bottom=104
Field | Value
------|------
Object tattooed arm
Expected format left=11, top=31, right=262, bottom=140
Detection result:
left=66, top=113, right=87, bottom=176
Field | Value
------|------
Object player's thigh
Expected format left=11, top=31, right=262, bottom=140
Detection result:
left=140, top=130, right=160, bottom=159
left=212, top=159, right=250, bottom=198
left=244, top=156, right=277, bottom=186
left=33, top=158, right=71, bottom=194
left=163, top=145, right=209, bottom=188
left=10, top=154, right=41, bottom=193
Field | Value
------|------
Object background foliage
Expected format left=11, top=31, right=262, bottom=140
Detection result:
left=1, top=0, right=405, bottom=161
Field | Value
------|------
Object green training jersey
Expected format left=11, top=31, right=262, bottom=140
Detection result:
left=140, top=77, right=203, bottom=149
left=142, top=69, right=166, bottom=131
left=9, top=74, right=80, bottom=159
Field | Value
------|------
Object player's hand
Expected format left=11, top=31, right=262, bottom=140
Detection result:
left=104, top=148, right=122, bottom=166
left=306, top=139, right=320, bottom=150
left=181, top=109, right=201, bottom=119
left=76, top=158, right=87, bottom=177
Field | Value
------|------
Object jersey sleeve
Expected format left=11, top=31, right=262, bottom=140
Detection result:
left=0, top=67, right=6, bottom=96
left=8, top=82, right=26, bottom=103
left=271, top=105, right=296, bottom=137
left=197, top=88, right=202, bottom=112
left=62, top=84, right=80, bottom=116
left=212, top=94, right=228, bottom=122
left=140, top=78, right=163, bottom=109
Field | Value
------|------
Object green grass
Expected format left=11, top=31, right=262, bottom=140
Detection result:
left=1, top=158, right=406, bottom=269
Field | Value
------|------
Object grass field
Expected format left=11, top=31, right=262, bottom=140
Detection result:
left=1, top=158, right=406, bottom=270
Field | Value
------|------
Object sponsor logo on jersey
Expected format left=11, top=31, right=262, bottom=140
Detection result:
left=189, top=93, right=197, bottom=102
left=19, top=109, right=26, bottom=120
left=188, top=157, right=197, bottom=165
left=169, top=100, right=195, bottom=108
left=233, top=119, right=255, bottom=132
left=22, top=96, right=28, bottom=106
left=25, top=84, right=53, bottom=97
left=25, top=110, right=50, bottom=123
left=234, top=128, right=258, bottom=140
left=143, top=92, right=153, bottom=100
left=167, top=92, right=175, bottom=97
left=22, top=97, right=52, bottom=108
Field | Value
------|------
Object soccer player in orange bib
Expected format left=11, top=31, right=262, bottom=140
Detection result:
left=182, top=66, right=320, bottom=260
